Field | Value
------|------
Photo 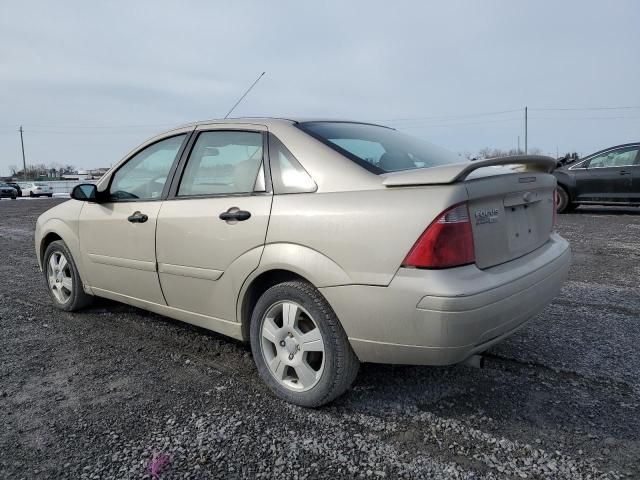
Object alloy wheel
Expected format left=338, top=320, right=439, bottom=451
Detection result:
left=260, top=301, right=325, bottom=392
left=47, top=251, right=73, bottom=304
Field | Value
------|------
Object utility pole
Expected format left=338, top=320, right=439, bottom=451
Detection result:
left=19, top=126, right=27, bottom=180
left=517, top=136, right=520, bottom=154
left=524, top=106, right=528, bottom=155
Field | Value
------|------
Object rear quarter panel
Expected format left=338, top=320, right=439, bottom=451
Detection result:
left=266, top=186, right=467, bottom=286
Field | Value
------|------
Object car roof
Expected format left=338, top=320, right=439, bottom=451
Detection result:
left=169, top=117, right=391, bottom=132
left=583, top=142, right=640, bottom=159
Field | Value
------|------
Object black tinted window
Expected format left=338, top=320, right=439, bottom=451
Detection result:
left=298, top=122, right=462, bottom=173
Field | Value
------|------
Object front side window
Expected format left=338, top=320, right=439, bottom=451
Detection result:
left=109, top=134, right=186, bottom=201
left=178, top=131, right=263, bottom=196
left=298, top=121, right=462, bottom=173
left=587, top=147, right=639, bottom=168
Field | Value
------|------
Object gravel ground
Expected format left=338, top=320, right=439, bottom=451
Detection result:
left=1, top=199, right=639, bottom=479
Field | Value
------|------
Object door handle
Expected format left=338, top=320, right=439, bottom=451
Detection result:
left=620, top=170, right=631, bottom=175
left=127, top=211, right=149, bottom=223
left=219, top=207, right=251, bottom=222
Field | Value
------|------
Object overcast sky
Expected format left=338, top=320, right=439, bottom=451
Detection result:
left=1, top=0, right=639, bottom=175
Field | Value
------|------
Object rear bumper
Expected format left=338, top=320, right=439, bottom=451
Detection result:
left=320, top=233, right=571, bottom=365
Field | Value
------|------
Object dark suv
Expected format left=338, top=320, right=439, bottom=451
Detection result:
left=553, top=143, right=640, bottom=212
left=0, top=184, right=17, bottom=200
left=6, top=182, right=22, bottom=197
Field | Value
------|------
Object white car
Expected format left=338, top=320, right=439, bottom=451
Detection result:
left=21, top=182, right=53, bottom=197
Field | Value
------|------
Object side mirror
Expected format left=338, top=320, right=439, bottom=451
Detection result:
left=71, top=183, right=98, bottom=202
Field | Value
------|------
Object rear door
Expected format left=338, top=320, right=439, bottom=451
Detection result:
left=574, top=146, right=640, bottom=202
left=79, top=133, right=189, bottom=304
left=155, top=126, right=272, bottom=321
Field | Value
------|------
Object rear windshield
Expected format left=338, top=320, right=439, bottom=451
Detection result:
left=34, top=182, right=47, bottom=186
left=297, top=121, right=462, bottom=174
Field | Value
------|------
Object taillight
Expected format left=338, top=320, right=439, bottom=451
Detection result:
left=402, top=202, right=475, bottom=269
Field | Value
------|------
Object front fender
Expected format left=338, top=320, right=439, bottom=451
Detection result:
left=553, top=171, right=576, bottom=195
left=35, top=199, right=91, bottom=294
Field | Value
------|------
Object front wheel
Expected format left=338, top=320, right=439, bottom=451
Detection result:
left=556, top=186, right=575, bottom=213
left=43, top=240, right=93, bottom=311
left=250, top=280, right=359, bottom=407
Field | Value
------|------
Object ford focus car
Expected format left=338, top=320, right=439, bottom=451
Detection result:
left=35, top=118, right=571, bottom=407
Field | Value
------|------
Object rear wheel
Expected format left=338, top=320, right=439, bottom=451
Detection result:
left=43, top=240, right=93, bottom=311
left=250, top=280, right=359, bottom=407
left=556, top=186, right=575, bottom=213
left=29, top=191, right=34, bottom=197
left=47, top=194, right=53, bottom=198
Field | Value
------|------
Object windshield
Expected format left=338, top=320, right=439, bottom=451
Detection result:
left=34, top=182, right=47, bottom=186
left=297, top=121, right=462, bottom=174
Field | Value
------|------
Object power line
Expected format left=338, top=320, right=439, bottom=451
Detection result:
left=392, top=116, right=523, bottom=128
left=529, top=115, right=640, bottom=120
left=530, top=105, right=640, bottom=111
left=379, top=108, right=521, bottom=123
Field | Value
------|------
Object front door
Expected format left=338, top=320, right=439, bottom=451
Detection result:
left=575, top=146, right=640, bottom=202
left=155, top=128, right=272, bottom=322
left=79, top=133, right=189, bottom=304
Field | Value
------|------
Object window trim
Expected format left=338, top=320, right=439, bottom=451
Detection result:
left=103, top=132, right=192, bottom=203
left=166, top=129, right=272, bottom=201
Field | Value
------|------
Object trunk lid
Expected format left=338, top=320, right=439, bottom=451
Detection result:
left=466, top=172, right=555, bottom=269
left=383, top=155, right=557, bottom=269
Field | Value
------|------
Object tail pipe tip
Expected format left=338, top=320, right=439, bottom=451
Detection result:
left=462, top=354, right=485, bottom=369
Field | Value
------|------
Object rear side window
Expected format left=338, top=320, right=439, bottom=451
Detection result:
left=298, top=121, right=462, bottom=174
left=268, top=135, right=316, bottom=194
left=178, top=131, right=263, bottom=196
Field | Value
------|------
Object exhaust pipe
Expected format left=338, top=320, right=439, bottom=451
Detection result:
left=462, top=354, right=485, bottom=369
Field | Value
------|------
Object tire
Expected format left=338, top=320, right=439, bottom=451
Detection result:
left=250, top=280, right=359, bottom=407
left=43, top=240, right=93, bottom=311
left=47, top=194, right=53, bottom=198
left=556, top=186, right=575, bottom=213
left=11, top=196, right=16, bottom=200
left=29, top=191, right=34, bottom=197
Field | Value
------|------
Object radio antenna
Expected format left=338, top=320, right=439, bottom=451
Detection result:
left=224, top=71, right=266, bottom=119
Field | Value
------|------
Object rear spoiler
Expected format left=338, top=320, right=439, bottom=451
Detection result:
left=382, top=155, right=557, bottom=187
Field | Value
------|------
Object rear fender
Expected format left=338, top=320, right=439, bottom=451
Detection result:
left=235, top=243, right=351, bottom=329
